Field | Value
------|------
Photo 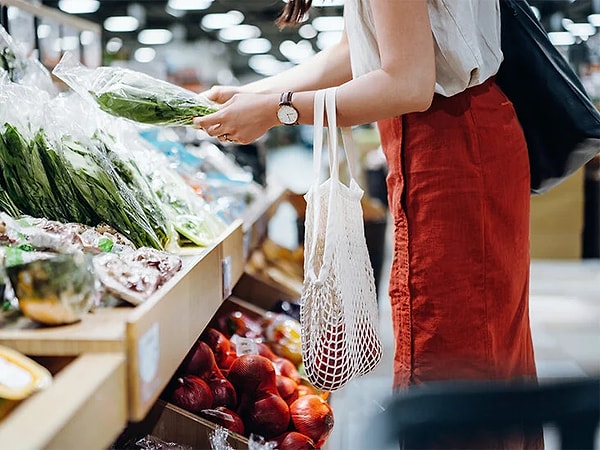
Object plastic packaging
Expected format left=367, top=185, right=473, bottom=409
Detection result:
left=53, top=52, right=218, bottom=127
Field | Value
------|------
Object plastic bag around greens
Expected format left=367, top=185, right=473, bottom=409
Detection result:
left=52, top=52, right=218, bottom=127
left=0, top=25, right=57, bottom=95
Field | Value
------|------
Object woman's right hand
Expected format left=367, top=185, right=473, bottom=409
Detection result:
left=201, top=85, right=243, bottom=104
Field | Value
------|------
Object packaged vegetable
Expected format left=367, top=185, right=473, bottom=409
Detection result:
left=53, top=52, right=218, bottom=127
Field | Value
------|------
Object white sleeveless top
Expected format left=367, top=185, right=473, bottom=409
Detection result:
left=344, top=0, right=503, bottom=97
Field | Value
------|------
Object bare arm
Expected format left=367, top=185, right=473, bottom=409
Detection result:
left=241, top=32, right=353, bottom=95
left=205, top=32, right=352, bottom=103
left=196, top=0, right=435, bottom=143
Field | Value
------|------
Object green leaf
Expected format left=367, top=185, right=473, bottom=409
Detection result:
left=97, top=237, right=114, bottom=253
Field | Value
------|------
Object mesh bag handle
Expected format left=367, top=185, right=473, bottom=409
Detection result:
left=306, top=88, right=360, bottom=282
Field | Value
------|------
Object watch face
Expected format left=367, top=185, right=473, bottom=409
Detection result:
left=277, top=104, right=299, bottom=125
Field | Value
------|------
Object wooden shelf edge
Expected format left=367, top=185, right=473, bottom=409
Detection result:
left=0, top=353, right=127, bottom=450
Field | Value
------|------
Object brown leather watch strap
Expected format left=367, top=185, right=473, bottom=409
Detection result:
left=280, top=91, right=293, bottom=105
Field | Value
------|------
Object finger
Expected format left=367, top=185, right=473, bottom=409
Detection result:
left=204, top=86, right=221, bottom=102
left=204, top=123, right=224, bottom=137
left=195, top=111, right=222, bottom=129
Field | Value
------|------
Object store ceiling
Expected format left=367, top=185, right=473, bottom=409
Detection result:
left=38, top=0, right=597, bottom=80
left=39, top=0, right=344, bottom=80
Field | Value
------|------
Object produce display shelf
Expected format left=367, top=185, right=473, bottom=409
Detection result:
left=0, top=353, right=126, bottom=450
left=124, top=400, right=248, bottom=450
left=0, top=183, right=286, bottom=425
left=0, top=225, right=228, bottom=421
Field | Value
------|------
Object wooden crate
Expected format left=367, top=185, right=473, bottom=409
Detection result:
left=128, top=400, right=249, bottom=450
left=0, top=241, right=223, bottom=422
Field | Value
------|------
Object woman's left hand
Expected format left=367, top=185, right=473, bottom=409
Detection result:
left=193, top=92, right=280, bottom=145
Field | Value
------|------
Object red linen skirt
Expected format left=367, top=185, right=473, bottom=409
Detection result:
left=377, top=78, right=538, bottom=389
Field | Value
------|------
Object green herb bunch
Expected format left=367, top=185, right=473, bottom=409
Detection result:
left=89, top=69, right=218, bottom=126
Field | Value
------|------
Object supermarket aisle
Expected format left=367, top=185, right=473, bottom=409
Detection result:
left=266, top=143, right=600, bottom=450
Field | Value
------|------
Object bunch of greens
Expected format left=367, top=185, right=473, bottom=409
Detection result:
left=53, top=53, right=218, bottom=126
left=0, top=47, right=21, bottom=81
left=91, top=84, right=217, bottom=126
left=0, top=123, right=168, bottom=249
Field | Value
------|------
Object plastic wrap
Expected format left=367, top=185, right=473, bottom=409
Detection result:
left=0, top=26, right=56, bottom=95
left=53, top=52, right=218, bottom=126
left=0, top=33, right=226, bottom=251
left=134, top=435, right=193, bottom=450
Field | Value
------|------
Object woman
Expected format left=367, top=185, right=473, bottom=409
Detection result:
left=195, top=1, right=540, bottom=446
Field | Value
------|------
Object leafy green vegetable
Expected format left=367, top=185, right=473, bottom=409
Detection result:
left=33, top=129, right=98, bottom=224
left=97, top=237, right=114, bottom=253
left=0, top=124, right=61, bottom=219
left=0, top=186, right=21, bottom=217
left=4, top=246, right=25, bottom=267
left=89, top=70, right=217, bottom=126
left=92, top=130, right=174, bottom=248
left=59, top=134, right=164, bottom=249
left=173, top=214, right=224, bottom=247
left=0, top=122, right=166, bottom=249
left=0, top=47, right=23, bottom=81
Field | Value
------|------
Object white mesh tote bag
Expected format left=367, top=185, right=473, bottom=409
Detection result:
left=301, top=87, right=383, bottom=392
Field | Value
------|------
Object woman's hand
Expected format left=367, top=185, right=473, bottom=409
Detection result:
left=193, top=92, right=280, bottom=145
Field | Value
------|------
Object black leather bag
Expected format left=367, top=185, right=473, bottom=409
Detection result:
left=496, top=0, right=600, bottom=194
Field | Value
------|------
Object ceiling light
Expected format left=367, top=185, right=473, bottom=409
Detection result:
left=589, top=14, right=600, bottom=27
left=562, top=18, right=574, bottom=30
left=249, top=54, right=292, bottom=76
left=58, top=0, right=99, bottom=14
left=279, top=40, right=315, bottom=63
left=80, top=30, right=97, bottom=46
left=106, top=37, right=123, bottom=54
left=238, top=38, right=272, bottom=55
left=218, top=24, right=261, bottom=42
left=166, top=6, right=185, bottom=18
left=134, top=47, right=156, bottom=63
left=104, top=16, right=139, bottom=33
left=312, top=16, right=344, bottom=32
left=167, top=0, right=212, bottom=11
left=566, top=22, right=596, bottom=39
left=548, top=31, right=576, bottom=46
left=37, top=24, right=52, bottom=39
left=201, top=11, right=245, bottom=31
left=138, top=29, right=173, bottom=45
left=299, top=24, right=317, bottom=39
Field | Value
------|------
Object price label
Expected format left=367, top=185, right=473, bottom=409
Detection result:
left=138, top=322, right=160, bottom=402
left=222, top=256, right=232, bottom=298
left=230, top=334, right=259, bottom=356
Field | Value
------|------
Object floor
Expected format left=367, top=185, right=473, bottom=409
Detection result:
left=266, top=143, right=600, bottom=450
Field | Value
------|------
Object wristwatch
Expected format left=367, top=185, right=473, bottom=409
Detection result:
left=277, top=91, right=299, bottom=126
